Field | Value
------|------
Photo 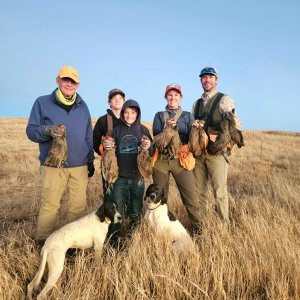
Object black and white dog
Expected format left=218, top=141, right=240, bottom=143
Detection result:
left=144, top=184, right=194, bottom=253
left=27, top=201, right=122, bottom=300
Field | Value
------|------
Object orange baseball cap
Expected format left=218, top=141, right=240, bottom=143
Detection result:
left=57, top=66, right=79, bottom=83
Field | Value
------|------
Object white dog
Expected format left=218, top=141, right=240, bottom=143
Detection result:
left=144, top=184, right=194, bottom=253
left=27, top=201, right=122, bottom=300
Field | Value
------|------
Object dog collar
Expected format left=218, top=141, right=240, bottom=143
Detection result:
left=147, top=203, right=161, bottom=210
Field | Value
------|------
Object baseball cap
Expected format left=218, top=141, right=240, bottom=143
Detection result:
left=108, top=88, right=125, bottom=100
left=165, top=83, right=182, bottom=97
left=58, top=66, right=79, bottom=83
left=199, top=66, right=218, bottom=77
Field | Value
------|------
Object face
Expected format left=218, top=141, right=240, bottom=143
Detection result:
left=166, top=90, right=182, bottom=109
left=123, top=107, right=138, bottom=125
left=56, top=77, right=79, bottom=99
left=200, top=74, right=218, bottom=93
left=144, top=184, right=166, bottom=209
left=108, top=94, right=125, bottom=110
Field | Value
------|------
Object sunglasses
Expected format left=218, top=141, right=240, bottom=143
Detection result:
left=200, top=67, right=217, bottom=76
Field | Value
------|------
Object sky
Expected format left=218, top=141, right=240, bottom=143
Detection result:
left=0, top=0, right=299, bottom=132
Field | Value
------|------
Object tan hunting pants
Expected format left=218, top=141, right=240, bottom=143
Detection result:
left=37, top=165, right=88, bottom=240
left=193, top=152, right=229, bottom=221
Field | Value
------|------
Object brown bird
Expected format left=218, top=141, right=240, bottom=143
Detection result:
left=44, top=124, right=67, bottom=168
left=153, top=121, right=181, bottom=158
left=207, top=110, right=244, bottom=155
left=137, top=135, right=153, bottom=180
left=168, top=124, right=181, bottom=159
left=153, top=123, right=175, bottom=152
left=189, top=120, right=208, bottom=157
left=227, top=109, right=244, bottom=149
left=101, top=137, right=118, bottom=194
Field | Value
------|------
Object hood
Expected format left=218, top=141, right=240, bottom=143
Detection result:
left=120, top=99, right=141, bottom=125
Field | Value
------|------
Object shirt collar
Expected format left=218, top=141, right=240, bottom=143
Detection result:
left=201, top=89, right=218, bottom=101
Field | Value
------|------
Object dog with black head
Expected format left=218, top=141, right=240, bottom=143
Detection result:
left=27, top=201, right=122, bottom=300
left=144, top=184, right=194, bottom=253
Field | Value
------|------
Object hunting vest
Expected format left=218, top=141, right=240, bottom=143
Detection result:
left=194, top=92, right=224, bottom=132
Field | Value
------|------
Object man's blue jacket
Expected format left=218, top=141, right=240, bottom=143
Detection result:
left=26, top=89, right=94, bottom=167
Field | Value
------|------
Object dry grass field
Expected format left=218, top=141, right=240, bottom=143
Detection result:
left=0, top=117, right=299, bottom=300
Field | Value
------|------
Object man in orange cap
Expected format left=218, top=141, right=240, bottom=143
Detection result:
left=26, top=66, right=94, bottom=246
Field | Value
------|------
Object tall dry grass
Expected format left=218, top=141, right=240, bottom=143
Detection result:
left=0, top=118, right=299, bottom=300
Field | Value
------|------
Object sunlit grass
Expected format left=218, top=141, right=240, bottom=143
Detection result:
left=0, top=118, right=299, bottom=299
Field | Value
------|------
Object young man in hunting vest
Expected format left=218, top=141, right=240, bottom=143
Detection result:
left=191, top=66, right=241, bottom=223
left=93, top=88, right=125, bottom=196
left=93, top=88, right=125, bottom=155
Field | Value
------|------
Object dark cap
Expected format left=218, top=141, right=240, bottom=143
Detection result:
left=108, top=88, right=125, bottom=100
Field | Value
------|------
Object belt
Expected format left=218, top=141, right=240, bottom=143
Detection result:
left=158, top=153, right=175, bottom=161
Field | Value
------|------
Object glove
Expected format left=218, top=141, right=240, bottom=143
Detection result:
left=141, top=139, right=151, bottom=150
left=103, top=138, right=115, bottom=150
left=87, top=162, right=95, bottom=178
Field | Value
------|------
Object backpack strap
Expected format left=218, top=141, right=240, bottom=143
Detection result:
left=106, top=114, right=113, bottom=136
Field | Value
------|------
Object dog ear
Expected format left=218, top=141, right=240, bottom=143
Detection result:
left=96, top=204, right=105, bottom=222
left=160, top=188, right=167, bottom=205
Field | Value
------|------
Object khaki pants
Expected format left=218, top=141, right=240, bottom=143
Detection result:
left=153, top=157, right=202, bottom=230
left=193, top=152, right=229, bottom=221
left=37, top=165, right=88, bottom=240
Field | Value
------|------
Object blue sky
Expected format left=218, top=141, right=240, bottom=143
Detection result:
left=0, top=0, right=299, bottom=132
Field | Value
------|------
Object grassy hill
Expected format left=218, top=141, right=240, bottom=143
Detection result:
left=0, top=118, right=299, bottom=299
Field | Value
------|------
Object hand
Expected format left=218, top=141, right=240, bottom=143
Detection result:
left=167, top=118, right=177, bottom=125
left=102, top=138, right=115, bottom=149
left=87, top=162, right=95, bottom=178
left=192, top=120, right=200, bottom=128
left=141, top=139, right=151, bottom=150
left=45, top=124, right=65, bottom=138
left=192, top=120, right=205, bottom=128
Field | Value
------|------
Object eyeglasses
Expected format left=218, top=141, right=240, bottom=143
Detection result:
left=61, top=77, right=77, bottom=85
left=200, top=67, right=217, bottom=76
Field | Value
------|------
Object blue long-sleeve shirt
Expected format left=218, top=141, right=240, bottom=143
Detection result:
left=26, top=89, right=94, bottom=167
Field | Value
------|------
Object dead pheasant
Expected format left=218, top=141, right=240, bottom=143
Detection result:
left=44, top=124, right=67, bottom=168
left=168, top=124, right=181, bottom=159
left=153, top=120, right=181, bottom=158
left=101, top=136, right=118, bottom=194
left=189, top=120, right=208, bottom=157
left=153, top=123, right=175, bottom=152
left=137, top=135, right=152, bottom=180
left=207, top=110, right=244, bottom=155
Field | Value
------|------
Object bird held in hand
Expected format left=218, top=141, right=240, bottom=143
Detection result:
left=137, top=135, right=152, bottom=179
left=44, top=124, right=67, bottom=168
left=189, top=120, right=208, bottom=157
left=101, top=136, right=118, bottom=194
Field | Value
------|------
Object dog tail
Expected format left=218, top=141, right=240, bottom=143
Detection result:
left=35, top=247, right=48, bottom=286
